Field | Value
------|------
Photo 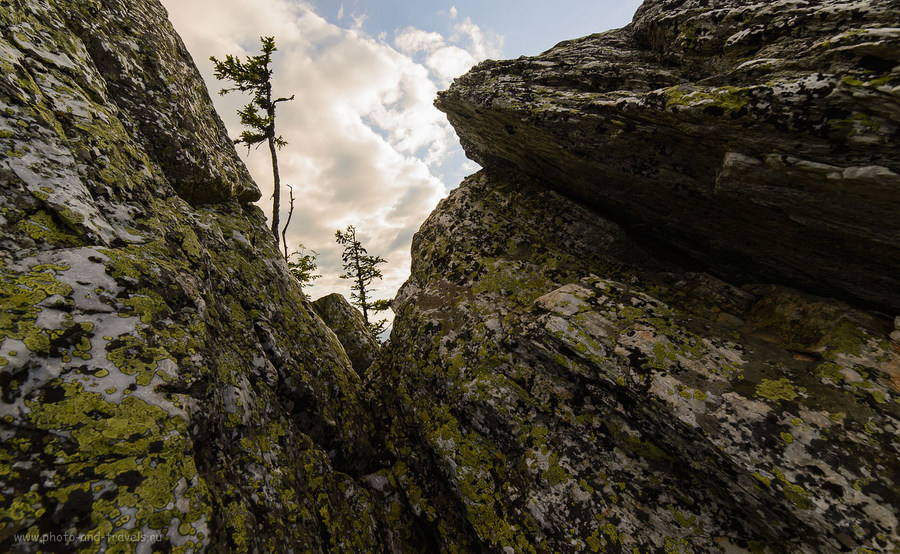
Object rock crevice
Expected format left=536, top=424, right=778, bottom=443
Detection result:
left=2, top=0, right=898, bottom=552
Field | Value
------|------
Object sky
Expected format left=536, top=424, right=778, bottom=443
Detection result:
left=159, top=0, right=642, bottom=329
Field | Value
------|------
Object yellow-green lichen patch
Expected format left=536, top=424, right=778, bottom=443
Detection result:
left=751, top=472, right=771, bottom=488
left=13, top=209, right=86, bottom=248
left=772, top=469, right=812, bottom=510
left=664, top=85, right=752, bottom=112
left=755, top=378, right=798, bottom=402
left=105, top=334, right=172, bottom=386
left=0, top=264, right=74, bottom=362
left=121, top=289, right=170, bottom=324
left=13, top=381, right=211, bottom=542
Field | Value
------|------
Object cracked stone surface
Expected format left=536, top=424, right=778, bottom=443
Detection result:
left=0, top=0, right=425, bottom=551
left=436, top=0, right=900, bottom=312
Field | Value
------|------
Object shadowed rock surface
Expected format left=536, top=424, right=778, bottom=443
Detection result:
left=435, top=0, right=900, bottom=312
left=313, top=293, right=380, bottom=375
left=0, top=0, right=426, bottom=551
left=376, top=172, right=899, bottom=552
left=375, top=0, right=900, bottom=551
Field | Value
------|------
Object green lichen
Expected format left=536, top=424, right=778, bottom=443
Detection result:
left=751, top=472, right=771, bottom=488
left=14, top=210, right=85, bottom=247
left=0, top=264, right=74, bottom=360
left=106, top=334, right=171, bottom=386
left=10, top=381, right=212, bottom=542
left=755, top=378, right=798, bottom=402
left=665, top=85, right=751, bottom=112
left=772, top=469, right=812, bottom=510
left=122, top=289, right=170, bottom=324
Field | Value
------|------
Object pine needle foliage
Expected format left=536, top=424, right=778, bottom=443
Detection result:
left=211, top=36, right=294, bottom=247
left=335, top=225, right=389, bottom=337
left=287, top=244, right=321, bottom=298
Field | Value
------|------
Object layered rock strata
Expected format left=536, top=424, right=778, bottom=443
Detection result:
left=435, top=0, right=900, bottom=312
left=376, top=0, right=900, bottom=551
left=377, top=172, right=900, bottom=552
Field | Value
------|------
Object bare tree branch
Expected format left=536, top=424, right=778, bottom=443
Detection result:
left=281, top=184, right=295, bottom=261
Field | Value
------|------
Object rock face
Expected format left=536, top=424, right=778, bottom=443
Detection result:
left=379, top=173, right=900, bottom=552
left=313, top=293, right=380, bottom=375
left=375, top=0, right=900, bottom=552
left=435, top=0, right=900, bottom=312
left=0, top=1, right=425, bottom=551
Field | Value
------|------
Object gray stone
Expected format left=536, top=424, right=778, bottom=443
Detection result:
left=379, top=170, right=900, bottom=552
left=378, top=0, right=900, bottom=550
left=435, top=0, right=900, bottom=312
left=313, top=293, right=380, bottom=375
left=0, top=0, right=425, bottom=551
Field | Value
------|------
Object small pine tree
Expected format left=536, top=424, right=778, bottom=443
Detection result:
left=210, top=36, right=294, bottom=248
left=287, top=244, right=321, bottom=297
left=335, top=225, right=389, bottom=336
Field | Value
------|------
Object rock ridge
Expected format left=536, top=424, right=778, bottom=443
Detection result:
left=436, top=0, right=900, bottom=312
left=375, top=0, right=900, bottom=551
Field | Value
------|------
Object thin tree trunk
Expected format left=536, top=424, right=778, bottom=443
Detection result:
left=268, top=133, right=281, bottom=247
left=353, top=238, right=368, bottom=324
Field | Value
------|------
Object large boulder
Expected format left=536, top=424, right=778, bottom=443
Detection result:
left=0, top=0, right=425, bottom=551
left=378, top=170, right=899, bottom=552
left=435, top=0, right=900, bottom=312
left=313, top=293, right=380, bottom=375
left=378, top=0, right=900, bottom=551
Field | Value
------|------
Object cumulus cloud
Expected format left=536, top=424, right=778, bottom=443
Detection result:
left=394, top=28, right=445, bottom=55
left=455, top=18, right=503, bottom=61
left=160, top=0, right=500, bottom=329
left=393, top=13, right=502, bottom=87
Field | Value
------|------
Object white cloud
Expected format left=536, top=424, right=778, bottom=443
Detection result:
left=452, top=17, right=503, bottom=60
left=394, top=28, right=445, bottom=55
left=350, top=13, right=367, bottom=30
left=426, top=46, right=478, bottom=83
left=393, top=13, right=502, bottom=87
left=161, top=0, right=500, bottom=327
left=337, top=3, right=344, bottom=20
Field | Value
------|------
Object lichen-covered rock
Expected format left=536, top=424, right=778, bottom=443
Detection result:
left=0, top=1, right=426, bottom=551
left=313, top=293, right=380, bottom=375
left=435, top=0, right=900, bottom=312
left=5, top=0, right=900, bottom=551
left=378, top=171, right=900, bottom=552
left=380, top=2, right=900, bottom=549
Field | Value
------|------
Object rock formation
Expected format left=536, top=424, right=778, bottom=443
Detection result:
left=2, top=0, right=898, bottom=552
left=313, top=293, right=380, bottom=375
left=435, top=0, right=900, bottom=312
left=0, top=0, right=424, bottom=551
left=374, top=0, right=900, bottom=551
